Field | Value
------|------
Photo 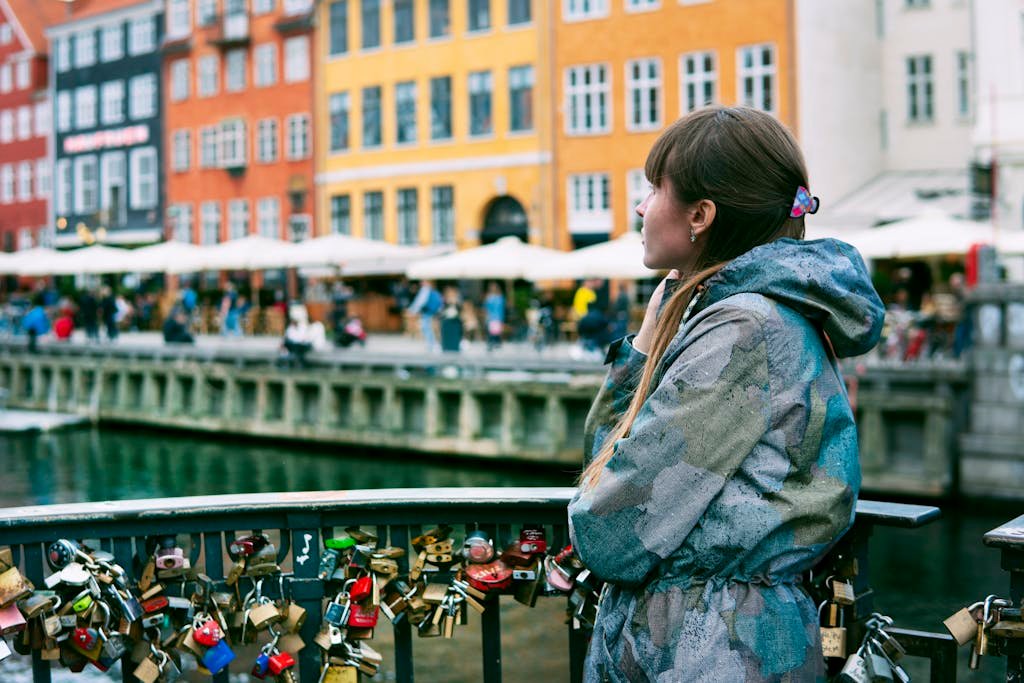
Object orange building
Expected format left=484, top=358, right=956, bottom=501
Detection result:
left=162, top=0, right=315, bottom=250
left=554, top=0, right=794, bottom=249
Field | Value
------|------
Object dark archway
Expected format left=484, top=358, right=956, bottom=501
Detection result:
left=480, top=196, right=528, bottom=244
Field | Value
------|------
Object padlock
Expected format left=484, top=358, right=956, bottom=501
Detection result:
left=248, top=599, right=284, bottom=630
left=819, top=601, right=847, bottom=659
left=349, top=575, right=373, bottom=602
left=324, top=592, right=352, bottom=627
left=518, top=525, right=547, bottom=554
left=325, top=536, right=357, bottom=551
left=863, top=647, right=894, bottom=682
left=46, top=539, right=83, bottom=571
left=348, top=603, right=379, bottom=629
left=246, top=544, right=281, bottom=576
left=133, top=654, right=163, bottom=683
left=318, top=548, right=341, bottom=580
left=321, top=663, right=359, bottom=683
left=193, top=617, right=224, bottom=646
left=313, top=625, right=335, bottom=651
left=17, top=591, right=59, bottom=618
left=544, top=555, right=574, bottom=592
left=202, top=639, right=236, bottom=674
left=70, top=626, right=102, bottom=659
left=154, top=547, right=185, bottom=570
left=279, top=631, right=306, bottom=654
left=0, top=566, right=34, bottom=607
left=0, top=602, right=25, bottom=635
left=268, top=650, right=296, bottom=674
left=229, top=534, right=270, bottom=558
left=0, top=637, right=13, bottom=662
left=835, top=649, right=870, bottom=683
left=462, top=530, right=495, bottom=564
left=944, top=604, right=981, bottom=646
left=252, top=650, right=271, bottom=679
left=829, top=575, right=856, bottom=606
left=514, top=560, right=545, bottom=607
left=281, top=602, right=307, bottom=633
left=141, top=595, right=169, bottom=613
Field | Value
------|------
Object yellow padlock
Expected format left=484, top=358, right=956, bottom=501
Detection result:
left=323, top=664, right=359, bottom=683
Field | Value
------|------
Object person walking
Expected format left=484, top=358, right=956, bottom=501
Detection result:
left=99, top=286, right=118, bottom=342
left=78, top=289, right=100, bottom=341
left=408, top=280, right=442, bottom=352
left=21, top=295, right=49, bottom=353
left=483, top=282, right=506, bottom=351
left=568, top=106, right=885, bottom=681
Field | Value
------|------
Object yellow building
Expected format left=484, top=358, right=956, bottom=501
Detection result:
left=315, top=0, right=554, bottom=249
left=554, top=0, right=795, bottom=249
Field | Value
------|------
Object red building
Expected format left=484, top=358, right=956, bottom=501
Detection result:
left=0, top=0, right=64, bottom=252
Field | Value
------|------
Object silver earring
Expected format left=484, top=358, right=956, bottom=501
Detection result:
left=689, top=228, right=697, bottom=243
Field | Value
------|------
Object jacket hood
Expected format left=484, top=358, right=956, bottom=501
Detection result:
left=693, top=238, right=884, bottom=358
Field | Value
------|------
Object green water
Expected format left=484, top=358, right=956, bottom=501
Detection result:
left=0, top=427, right=1017, bottom=681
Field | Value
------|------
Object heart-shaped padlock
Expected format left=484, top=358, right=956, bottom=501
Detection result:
left=193, top=618, right=224, bottom=647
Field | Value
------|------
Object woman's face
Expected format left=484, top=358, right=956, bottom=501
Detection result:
left=637, top=179, right=698, bottom=272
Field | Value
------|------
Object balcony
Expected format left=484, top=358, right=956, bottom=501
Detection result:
left=274, top=10, right=314, bottom=35
left=209, top=12, right=250, bottom=48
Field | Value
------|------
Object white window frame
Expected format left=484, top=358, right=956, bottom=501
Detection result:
left=101, top=80, right=125, bottom=125
left=201, top=201, right=221, bottom=244
left=625, top=57, right=661, bottom=132
left=17, top=162, right=32, bottom=202
left=564, top=63, right=611, bottom=135
left=35, top=159, right=50, bottom=200
left=253, top=0, right=276, bottom=14
left=680, top=50, right=716, bottom=113
left=0, top=165, right=13, bottom=204
left=170, top=203, right=193, bottom=242
left=171, top=60, right=190, bottom=102
left=284, top=36, right=310, bottom=83
left=16, top=106, right=31, bottom=140
left=567, top=172, right=612, bottom=233
left=55, top=37, right=71, bottom=73
left=100, top=151, right=126, bottom=225
left=256, top=118, right=279, bottom=162
left=219, top=119, right=247, bottom=167
left=228, top=198, right=250, bottom=239
left=396, top=187, right=418, bottom=244
left=199, top=55, right=220, bottom=97
left=128, top=16, right=156, bottom=56
left=173, top=129, right=192, bottom=172
left=468, top=70, right=493, bottom=137
left=431, top=185, right=454, bottom=244
left=286, top=113, right=310, bottom=159
left=563, top=0, right=608, bottom=21
left=395, top=81, right=416, bottom=145
left=0, top=65, right=10, bottom=93
left=200, top=126, right=219, bottom=167
left=54, top=159, right=71, bottom=215
left=129, top=146, right=158, bottom=210
left=257, top=197, right=280, bottom=237
left=906, top=54, right=933, bottom=122
left=75, top=29, right=97, bottom=68
left=129, top=74, right=157, bottom=120
left=0, top=111, right=11, bottom=143
left=956, top=50, right=971, bottom=119
left=283, top=0, right=313, bottom=14
left=101, top=23, right=123, bottom=62
left=73, top=155, right=99, bottom=215
left=33, top=101, right=49, bottom=137
left=508, top=64, right=534, bottom=132
left=226, top=49, right=247, bottom=92
left=197, top=0, right=217, bottom=26
left=56, top=92, right=72, bottom=133
left=75, top=85, right=97, bottom=130
left=167, top=0, right=191, bottom=40
left=15, top=60, right=29, bottom=90
left=254, top=44, right=278, bottom=87
left=737, top=43, right=776, bottom=113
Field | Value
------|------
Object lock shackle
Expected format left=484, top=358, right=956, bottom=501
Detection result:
left=94, top=599, right=111, bottom=628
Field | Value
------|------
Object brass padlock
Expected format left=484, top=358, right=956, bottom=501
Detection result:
left=322, top=664, right=359, bottom=683
left=248, top=600, right=284, bottom=630
left=944, top=604, right=981, bottom=646
left=278, top=631, right=306, bottom=654
left=133, top=654, right=162, bottom=683
left=819, top=601, right=847, bottom=659
left=0, top=567, right=33, bottom=608
left=281, top=603, right=307, bottom=633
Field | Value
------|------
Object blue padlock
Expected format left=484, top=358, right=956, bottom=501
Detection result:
left=201, top=640, right=235, bottom=674
left=251, top=651, right=270, bottom=680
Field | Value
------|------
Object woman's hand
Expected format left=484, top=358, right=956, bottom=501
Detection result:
left=633, top=269, right=681, bottom=354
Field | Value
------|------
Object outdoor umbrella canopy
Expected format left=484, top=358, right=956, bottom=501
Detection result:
left=524, top=231, right=658, bottom=281
left=169, top=235, right=302, bottom=272
left=127, top=240, right=207, bottom=274
left=810, top=210, right=997, bottom=259
left=405, top=236, right=563, bottom=280
left=0, top=247, right=60, bottom=275
left=19, top=245, right=134, bottom=276
left=288, top=234, right=424, bottom=269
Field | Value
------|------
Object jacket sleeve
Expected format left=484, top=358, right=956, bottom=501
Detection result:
left=581, top=335, right=647, bottom=465
left=568, top=305, right=771, bottom=586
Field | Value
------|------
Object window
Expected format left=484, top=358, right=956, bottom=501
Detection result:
left=625, top=0, right=656, bottom=10
left=906, top=55, right=933, bottom=122
left=0, top=24, right=10, bottom=44
left=394, top=0, right=414, bottom=43
left=167, top=0, right=191, bottom=39
left=284, top=0, right=313, bottom=13
left=329, top=1, right=348, bottom=55
left=469, top=70, right=492, bottom=136
left=395, top=81, right=417, bottom=144
left=254, top=44, right=278, bottom=86
left=257, top=119, right=279, bottom=162
left=680, top=51, right=716, bottom=113
left=228, top=199, right=250, bottom=239
left=55, top=160, right=71, bottom=215
left=329, top=92, right=350, bottom=151
left=468, top=0, right=490, bottom=31
left=220, top=119, right=247, bottom=167
left=170, top=60, right=190, bottom=102
left=199, top=55, right=219, bottom=97
left=173, top=130, right=191, bottom=172
left=201, top=201, right=221, bottom=244
left=100, top=152, right=126, bottom=225
left=738, top=43, right=775, bottom=113
left=361, top=0, right=381, bottom=49
left=431, top=185, right=454, bottom=243
left=626, top=168, right=646, bottom=231
left=0, top=65, right=9, bottom=93
left=253, top=0, right=275, bottom=14
left=33, top=102, right=49, bottom=137
left=565, top=64, right=610, bottom=134
left=956, top=51, right=972, bottom=118
left=129, top=147, right=157, bottom=209
left=197, top=0, right=217, bottom=26
left=258, top=197, right=280, bottom=237
left=101, top=81, right=125, bottom=125
left=0, top=165, right=12, bottom=203
left=170, top=204, right=193, bottom=242
left=35, top=159, right=50, bottom=199
left=567, top=173, right=611, bottom=232
left=15, top=61, right=29, bottom=90
left=55, top=37, right=71, bottom=73
left=429, top=0, right=449, bottom=37
left=330, top=194, right=351, bottom=234
left=75, top=85, right=97, bottom=130
left=564, top=0, right=607, bottom=21
left=626, top=58, right=661, bottom=131
left=17, top=162, right=32, bottom=202
left=16, top=106, right=30, bottom=140
left=200, top=126, right=219, bottom=167
left=362, top=85, right=382, bottom=147
left=905, top=0, right=929, bottom=7
left=74, top=155, right=98, bottom=214
left=397, top=188, right=418, bottom=244
left=226, top=49, right=247, bottom=92
left=129, top=74, right=157, bottom=119
left=284, top=36, right=310, bottom=82
left=0, top=111, right=10, bottom=143
left=430, top=76, right=452, bottom=140
left=287, top=114, right=310, bottom=159
left=509, top=65, right=534, bottom=132
left=75, top=30, right=97, bottom=68
left=508, top=0, right=531, bottom=23
left=129, top=17, right=155, bottom=55
left=364, top=191, right=384, bottom=239
left=56, top=92, right=72, bottom=132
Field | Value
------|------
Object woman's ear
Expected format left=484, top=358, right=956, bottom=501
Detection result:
left=689, top=199, right=717, bottom=238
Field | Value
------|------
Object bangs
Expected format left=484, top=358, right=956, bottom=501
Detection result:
left=644, top=125, right=676, bottom=184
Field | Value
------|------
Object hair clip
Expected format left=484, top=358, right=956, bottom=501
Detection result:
left=790, top=186, right=820, bottom=218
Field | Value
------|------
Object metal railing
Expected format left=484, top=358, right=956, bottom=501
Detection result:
left=0, top=488, right=952, bottom=682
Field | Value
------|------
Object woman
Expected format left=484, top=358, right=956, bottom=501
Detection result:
left=567, top=106, right=885, bottom=681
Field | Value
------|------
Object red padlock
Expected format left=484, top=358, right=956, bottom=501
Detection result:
left=347, top=603, right=379, bottom=628
left=349, top=575, right=373, bottom=602
left=519, top=525, right=547, bottom=555
left=141, top=596, right=169, bottom=613
left=193, top=618, right=224, bottom=647
left=267, top=651, right=296, bottom=675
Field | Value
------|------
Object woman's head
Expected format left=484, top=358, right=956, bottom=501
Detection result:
left=637, top=106, right=809, bottom=272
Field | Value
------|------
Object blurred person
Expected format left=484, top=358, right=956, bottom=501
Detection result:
left=440, top=285, right=464, bottom=353
left=162, top=307, right=195, bottom=344
left=219, top=283, right=240, bottom=336
left=572, top=278, right=598, bottom=320
left=483, top=282, right=506, bottom=350
left=53, top=301, right=75, bottom=341
left=408, top=280, right=443, bottom=352
left=100, top=286, right=118, bottom=341
left=21, top=294, right=49, bottom=352
left=78, top=288, right=100, bottom=341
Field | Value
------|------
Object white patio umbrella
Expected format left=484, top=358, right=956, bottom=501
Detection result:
left=287, top=234, right=419, bottom=269
left=0, top=247, right=59, bottom=276
left=828, top=211, right=996, bottom=259
left=127, top=240, right=207, bottom=274
left=170, top=235, right=301, bottom=272
left=524, top=231, right=658, bottom=281
left=19, top=245, right=134, bottom=276
left=406, top=236, right=563, bottom=280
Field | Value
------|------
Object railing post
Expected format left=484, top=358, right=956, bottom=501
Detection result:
left=287, top=514, right=323, bottom=683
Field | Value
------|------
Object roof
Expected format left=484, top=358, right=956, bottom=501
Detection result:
left=1, top=0, right=68, bottom=53
left=816, top=169, right=971, bottom=230
left=46, top=0, right=152, bottom=30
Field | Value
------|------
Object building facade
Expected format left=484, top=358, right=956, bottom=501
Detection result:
left=0, top=0, right=63, bottom=252
left=163, top=0, right=316, bottom=246
left=314, top=0, right=552, bottom=249
left=48, top=0, right=165, bottom=248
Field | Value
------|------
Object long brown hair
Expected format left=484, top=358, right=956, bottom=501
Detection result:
left=579, top=106, right=810, bottom=490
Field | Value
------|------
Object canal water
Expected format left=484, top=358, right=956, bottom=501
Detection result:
left=0, top=427, right=1016, bottom=682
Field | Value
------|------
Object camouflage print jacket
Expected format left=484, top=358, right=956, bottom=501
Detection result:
left=568, top=238, right=885, bottom=682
